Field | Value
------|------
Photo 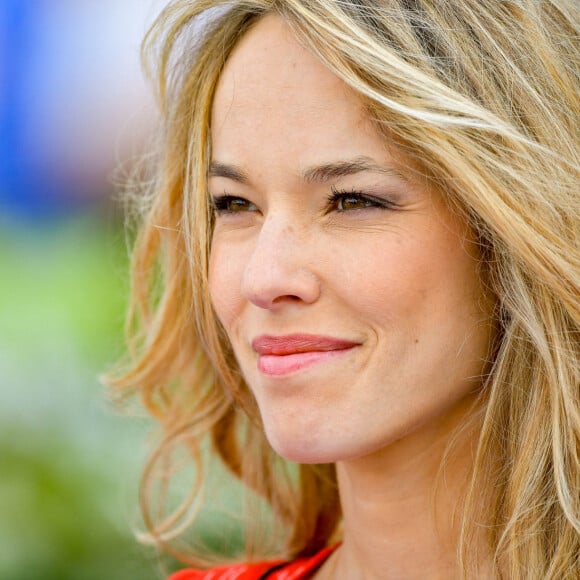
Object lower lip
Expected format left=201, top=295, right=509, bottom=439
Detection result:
left=257, top=348, right=354, bottom=376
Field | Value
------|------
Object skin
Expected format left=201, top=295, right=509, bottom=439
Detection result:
left=208, top=15, right=494, bottom=579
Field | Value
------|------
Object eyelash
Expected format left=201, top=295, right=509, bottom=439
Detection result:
left=327, top=186, right=397, bottom=213
left=211, top=188, right=397, bottom=215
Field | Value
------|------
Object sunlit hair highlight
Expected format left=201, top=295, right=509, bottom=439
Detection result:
left=106, top=1, right=579, bottom=577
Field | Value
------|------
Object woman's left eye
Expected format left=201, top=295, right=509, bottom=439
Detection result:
left=327, top=188, right=396, bottom=212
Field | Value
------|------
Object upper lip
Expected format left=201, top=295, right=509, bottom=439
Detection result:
left=252, top=334, right=360, bottom=356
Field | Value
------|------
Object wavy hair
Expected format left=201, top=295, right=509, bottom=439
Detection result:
left=106, top=1, right=580, bottom=577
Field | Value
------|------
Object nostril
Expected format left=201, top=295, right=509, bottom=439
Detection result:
left=272, top=294, right=302, bottom=304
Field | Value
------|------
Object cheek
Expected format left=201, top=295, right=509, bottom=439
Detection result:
left=329, top=233, right=432, bottom=321
left=208, top=238, right=245, bottom=330
left=333, top=224, right=485, bottom=336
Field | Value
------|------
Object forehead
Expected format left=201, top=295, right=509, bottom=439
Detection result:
left=210, top=14, right=379, bottom=162
left=209, top=15, right=394, bottom=180
left=214, top=14, right=346, bottom=101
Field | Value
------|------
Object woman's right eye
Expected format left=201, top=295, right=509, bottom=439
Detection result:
left=211, top=195, right=257, bottom=215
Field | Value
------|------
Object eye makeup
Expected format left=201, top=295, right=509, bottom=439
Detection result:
left=327, top=186, right=399, bottom=212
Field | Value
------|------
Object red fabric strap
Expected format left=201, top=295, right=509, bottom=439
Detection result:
left=168, top=544, right=338, bottom=579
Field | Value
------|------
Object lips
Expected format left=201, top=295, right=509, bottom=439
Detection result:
left=252, top=334, right=360, bottom=376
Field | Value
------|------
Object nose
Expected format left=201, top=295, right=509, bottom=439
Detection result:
left=241, top=215, right=320, bottom=310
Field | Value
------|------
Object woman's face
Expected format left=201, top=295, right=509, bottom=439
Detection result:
left=208, top=15, right=493, bottom=463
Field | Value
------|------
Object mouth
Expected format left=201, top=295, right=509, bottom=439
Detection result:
left=252, top=334, right=360, bottom=376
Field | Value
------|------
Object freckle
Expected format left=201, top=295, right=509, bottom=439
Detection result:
left=414, top=339, right=419, bottom=344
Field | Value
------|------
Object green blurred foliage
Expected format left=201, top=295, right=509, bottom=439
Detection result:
left=0, top=215, right=128, bottom=362
left=0, top=214, right=165, bottom=580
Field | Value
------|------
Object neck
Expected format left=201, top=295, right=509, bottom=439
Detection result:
left=319, top=396, right=483, bottom=580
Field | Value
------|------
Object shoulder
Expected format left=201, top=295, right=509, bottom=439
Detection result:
left=167, top=544, right=338, bottom=580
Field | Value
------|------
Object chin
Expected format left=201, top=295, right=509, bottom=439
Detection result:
left=263, top=422, right=370, bottom=464
left=271, top=442, right=338, bottom=464
left=264, top=424, right=337, bottom=464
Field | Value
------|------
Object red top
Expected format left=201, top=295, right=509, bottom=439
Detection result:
left=168, top=544, right=338, bottom=579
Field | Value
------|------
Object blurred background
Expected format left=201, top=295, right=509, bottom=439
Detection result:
left=0, top=1, right=182, bottom=578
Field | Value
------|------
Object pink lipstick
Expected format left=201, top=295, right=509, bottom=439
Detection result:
left=252, top=334, right=359, bottom=376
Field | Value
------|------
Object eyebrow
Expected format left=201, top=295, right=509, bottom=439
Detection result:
left=208, top=162, right=250, bottom=184
left=208, top=156, right=407, bottom=185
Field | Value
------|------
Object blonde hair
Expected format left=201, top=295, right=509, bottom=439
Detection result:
left=106, top=0, right=580, bottom=577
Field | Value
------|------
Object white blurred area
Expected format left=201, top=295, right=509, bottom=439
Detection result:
left=38, top=0, right=168, bottom=199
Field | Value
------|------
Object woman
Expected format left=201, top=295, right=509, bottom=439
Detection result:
left=108, top=0, right=579, bottom=578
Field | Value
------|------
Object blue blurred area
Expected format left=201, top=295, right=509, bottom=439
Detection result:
left=0, top=0, right=53, bottom=216
left=0, top=0, right=158, bottom=220
left=0, top=0, right=78, bottom=217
